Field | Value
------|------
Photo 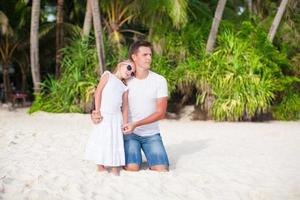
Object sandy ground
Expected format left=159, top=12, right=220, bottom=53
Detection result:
left=0, top=107, right=300, bottom=200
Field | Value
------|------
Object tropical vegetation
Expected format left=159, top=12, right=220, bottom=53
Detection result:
left=0, top=0, right=299, bottom=121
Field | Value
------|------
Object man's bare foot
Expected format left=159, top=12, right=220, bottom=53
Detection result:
left=97, top=165, right=106, bottom=172
left=111, top=167, right=120, bottom=176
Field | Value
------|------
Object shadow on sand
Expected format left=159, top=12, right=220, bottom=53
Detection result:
left=139, top=139, right=210, bottom=170
left=166, top=139, right=210, bottom=170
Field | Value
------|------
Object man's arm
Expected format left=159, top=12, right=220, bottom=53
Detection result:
left=122, top=97, right=167, bottom=134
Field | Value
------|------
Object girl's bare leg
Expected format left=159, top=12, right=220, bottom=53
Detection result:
left=111, top=167, right=120, bottom=176
left=97, top=165, right=106, bottom=172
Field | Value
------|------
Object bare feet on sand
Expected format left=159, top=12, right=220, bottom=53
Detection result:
left=111, top=167, right=120, bottom=176
left=97, top=165, right=107, bottom=172
left=97, top=165, right=120, bottom=176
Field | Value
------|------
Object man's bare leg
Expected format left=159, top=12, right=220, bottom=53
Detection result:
left=124, top=164, right=140, bottom=172
left=149, top=165, right=169, bottom=172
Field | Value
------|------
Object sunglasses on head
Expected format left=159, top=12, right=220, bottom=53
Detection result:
left=127, top=65, right=135, bottom=76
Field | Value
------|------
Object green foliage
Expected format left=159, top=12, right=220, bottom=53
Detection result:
left=31, top=20, right=298, bottom=121
left=151, top=55, right=177, bottom=95
left=207, top=23, right=291, bottom=121
left=151, top=22, right=208, bottom=60
left=104, top=37, right=129, bottom=71
left=273, top=89, right=300, bottom=120
left=28, top=93, right=43, bottom=114
left=29, top=35, right=98, bottom=113
left=132, top=17, right=299, bottom=121
left=150, top=21, right=209, bottom=103
left=153, top=21, right=297, bottom=121
left=175, top=56, right=205, bottom=105
left=291, top=53, right=300, bottom=77
left=128, top=0, right=188, bottom=30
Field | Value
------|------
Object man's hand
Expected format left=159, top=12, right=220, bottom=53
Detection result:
left=122, top=122, right=137, bottom=134
left=91, top=110, right=103, bottom=124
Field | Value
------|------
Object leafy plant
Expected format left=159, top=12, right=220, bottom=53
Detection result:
left=167, top=21, right=296, bottom=121
left=29, top=35, right=98, bottom=113
left=207, top=24, right=289, bottom=121
left=273, top=88, right=300, bottom=120
left=151, top=54, right=177, bottom=95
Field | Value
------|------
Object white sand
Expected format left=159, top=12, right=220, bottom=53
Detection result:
left=0, top=107, right=300, bottom=200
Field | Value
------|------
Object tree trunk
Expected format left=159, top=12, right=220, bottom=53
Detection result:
left=268, top=0, right=289, bottom=42
left=30, top=0, right=41, bottom=93
left=83, top=0, right=92, bottom=37
left=252, top=0, right=261, bottom=15
left=19, top=63, right=27, bottom=91
left=206, top=0, right=227, bottom=53
left=2, top=62, right=11, bottom=101
left=247, top=0, right=252, bottom=14
left=56, top=0, right=64, bottom=78
left=91, top=0, right=105, bottom=74
left=204, top=0, right=227, bottom=119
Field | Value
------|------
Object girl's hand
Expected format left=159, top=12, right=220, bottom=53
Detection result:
left=91, top=110, right=103, bottom=124
left=122, top=122, right=136, bottom=134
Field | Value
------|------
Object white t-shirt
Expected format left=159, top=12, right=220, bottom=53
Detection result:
left=127, top=71, right=168, bottom=136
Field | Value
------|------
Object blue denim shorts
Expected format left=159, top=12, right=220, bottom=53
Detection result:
left=123, top=133, right=169, bottom=167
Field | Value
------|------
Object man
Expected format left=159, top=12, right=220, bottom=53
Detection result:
left=122, top=40, right=169, bottom=172
left=92, top=40, right=169, bottom=172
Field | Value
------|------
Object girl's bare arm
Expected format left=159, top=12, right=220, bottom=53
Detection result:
left=93, top=72, right=109, bottom=121
left=121, top=90, right=129, bottom=126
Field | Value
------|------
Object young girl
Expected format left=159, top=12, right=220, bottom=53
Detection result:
left=85, top=60, right=135, bottom=176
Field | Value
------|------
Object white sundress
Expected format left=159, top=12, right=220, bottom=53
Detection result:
left=85, top=71, right=127, bottom=166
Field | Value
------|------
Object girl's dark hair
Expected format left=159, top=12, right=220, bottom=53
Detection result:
left=128, top=40, right=152, bottom=60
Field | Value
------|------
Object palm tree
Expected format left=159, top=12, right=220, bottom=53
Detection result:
left=56, top=0, right=64, bottom=78
left=206, top=0, right=227, bottom=53
left=1, top=1, right=34, bottom=101
left=0, top=11, right=15, bottom=101
left=268, top=0, right=290, bottom=42
left=0, top=10, right=29, bottom=101
left=252, top=0, right=264, bottom=16
left=91, top=0, right=105, bottom=74
left=0, top=38, right=20, bottom=101
left=14, top=52, right=30, bottom=92
left=102, top=0, right=135, bottom=48
left=93, top=0, right=188, bottom=50
left=81, top=0, right=189, bottom=72
left=247, top=0, right=253, bottom=14
left=83, top=0, right=92, bottom=37
left=0, top=11, right=9, bottom=35
left=30, top=0, right=41, bottom=93
left=129, top=0, right=188, bottom=29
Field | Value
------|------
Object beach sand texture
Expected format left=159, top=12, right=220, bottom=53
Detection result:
left=0, top=108, right=299, bottom=200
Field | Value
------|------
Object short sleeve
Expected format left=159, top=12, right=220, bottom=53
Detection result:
left=156, top=77, right=168, bottom=98
left=124, top=86, right=129, bottom=92
left=101, top=70, right=110, bottom=79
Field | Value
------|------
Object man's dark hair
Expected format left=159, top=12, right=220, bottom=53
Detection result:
left=128, top=40, right=152, bottom=60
